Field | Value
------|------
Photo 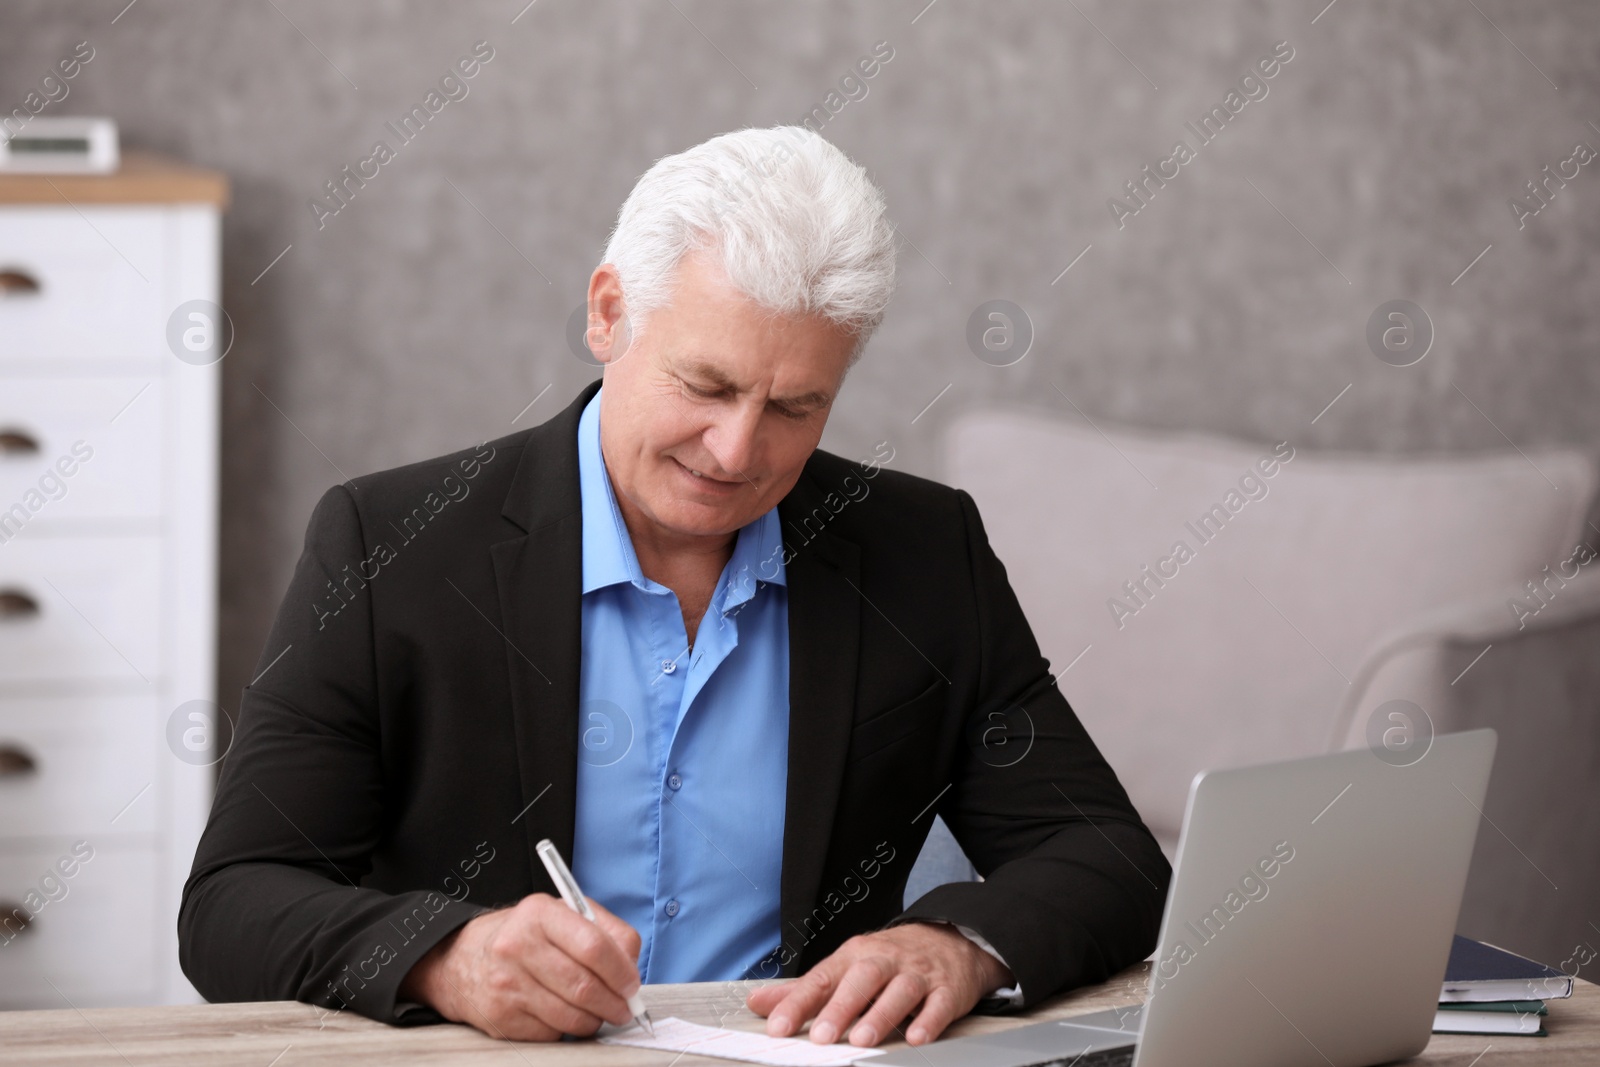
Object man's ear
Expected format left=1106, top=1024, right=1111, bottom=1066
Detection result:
left=590, top=308, right=633, bottom=365
left=586, top=310, right=615, bottom=364
left=585, top=263, right=634, bottom=365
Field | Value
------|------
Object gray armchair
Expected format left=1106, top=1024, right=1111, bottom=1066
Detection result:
left=901, top=406, right=1599, bottom=985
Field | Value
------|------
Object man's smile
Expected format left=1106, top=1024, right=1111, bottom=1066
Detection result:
left=672, top=456, right=744, bottom=492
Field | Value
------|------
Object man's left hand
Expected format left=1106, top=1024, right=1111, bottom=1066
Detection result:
left=745, top=922, right=1014, bottom=1048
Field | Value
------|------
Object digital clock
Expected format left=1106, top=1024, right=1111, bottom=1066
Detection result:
left=0, top=116, right=118, bottom=173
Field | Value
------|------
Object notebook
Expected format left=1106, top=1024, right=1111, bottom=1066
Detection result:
left=1433, top=1000, right=1547, bottom=1036
left=1441, top=936, right=1574, bottom=1003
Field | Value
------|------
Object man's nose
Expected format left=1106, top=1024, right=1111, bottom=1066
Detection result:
left=701, top=402, right=762, bottom=478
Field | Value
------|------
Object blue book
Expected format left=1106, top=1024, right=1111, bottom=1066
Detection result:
left=1441, top=936, right=1574, bottom=1003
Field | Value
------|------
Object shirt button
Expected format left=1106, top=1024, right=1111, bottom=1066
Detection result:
left=667, top=773, right=683, bottom=791
left=664, top=899, right=680, bottom=918
left=661, top=659, right=677, bottom=675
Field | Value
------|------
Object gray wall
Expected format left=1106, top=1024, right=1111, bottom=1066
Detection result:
left=6, top=0, right=1597, bottom=709
left=5, top=0, right=1598, bottom=924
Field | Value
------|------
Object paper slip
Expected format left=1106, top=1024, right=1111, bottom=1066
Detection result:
left=599, top=1016, right=885, bottom=1066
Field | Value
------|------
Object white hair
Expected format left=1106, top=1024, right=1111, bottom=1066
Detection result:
left=600, top=126, right=897, bottom=363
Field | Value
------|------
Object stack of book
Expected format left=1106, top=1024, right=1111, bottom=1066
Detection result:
left=1434, top=935, right=1576, bottom=1037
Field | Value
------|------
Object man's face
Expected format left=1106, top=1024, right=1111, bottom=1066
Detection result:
left=590, top=248, right=857, bottom=542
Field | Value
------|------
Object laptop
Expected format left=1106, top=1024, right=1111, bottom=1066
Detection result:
left=873, top=728, right=1497, bottom=1067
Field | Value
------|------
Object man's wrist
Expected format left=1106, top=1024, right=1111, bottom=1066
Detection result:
left=398, top=921, right=468, bottom=1016
left=961, top=928, right=1016, bottom=993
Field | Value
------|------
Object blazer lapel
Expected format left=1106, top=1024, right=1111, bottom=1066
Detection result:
left=777, top=468, right=862, bottom=973
left=492, top=379, right=600, bottom=887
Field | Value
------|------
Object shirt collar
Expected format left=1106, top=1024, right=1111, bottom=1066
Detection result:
left=577, top=388, right=787, bottom=601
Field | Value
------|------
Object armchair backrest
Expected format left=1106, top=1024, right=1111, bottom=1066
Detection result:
left=945, top=409, right=1597, bottom=850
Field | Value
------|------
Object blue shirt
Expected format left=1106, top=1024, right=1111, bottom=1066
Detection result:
left=571, top=389, right=790, bottom=983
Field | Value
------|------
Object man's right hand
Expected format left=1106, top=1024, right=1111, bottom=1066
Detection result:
left=399, top=893, right=644, bottom=1041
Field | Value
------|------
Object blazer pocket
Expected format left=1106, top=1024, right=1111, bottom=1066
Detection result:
left=849, top=679, right=945, bottom=763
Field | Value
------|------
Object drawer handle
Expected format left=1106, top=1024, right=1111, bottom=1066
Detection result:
left=0, top=429, right=41, bottom=455
left=0, top=269, right=40, bottom=296
left=0, top=902, right=32, bottom=939
left=0, top=589, right=40, bottom=619
left=0, top=744, right=35, bottom=776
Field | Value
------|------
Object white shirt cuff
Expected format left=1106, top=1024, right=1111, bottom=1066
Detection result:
left=949, top=923, right=1024, bottom=1007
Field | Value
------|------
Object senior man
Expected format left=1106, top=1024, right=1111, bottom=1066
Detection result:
left=180, top=126, right=1169, bottom=1050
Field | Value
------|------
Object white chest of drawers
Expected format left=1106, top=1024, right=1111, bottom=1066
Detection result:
left=0, top=154, right=227, bottom=1007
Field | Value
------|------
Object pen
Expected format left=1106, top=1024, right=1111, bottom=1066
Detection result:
left=534, top=838, right=655, bottom=1037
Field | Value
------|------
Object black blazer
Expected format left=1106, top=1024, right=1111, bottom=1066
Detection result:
left=179, top=380, right=1170, bottom=1025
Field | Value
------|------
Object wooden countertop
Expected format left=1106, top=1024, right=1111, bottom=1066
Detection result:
left=0, top=150, right=228, bottom=208
left=1, top=966, right=1595, bottom=1066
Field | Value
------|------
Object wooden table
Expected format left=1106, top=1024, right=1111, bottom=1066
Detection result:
left=2, top=966, right=1594, bottom=1065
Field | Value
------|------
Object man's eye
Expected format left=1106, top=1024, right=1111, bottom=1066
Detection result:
left=773, top=405, right=810, bottom=422
left=684, top=382, right=719, bottom=399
